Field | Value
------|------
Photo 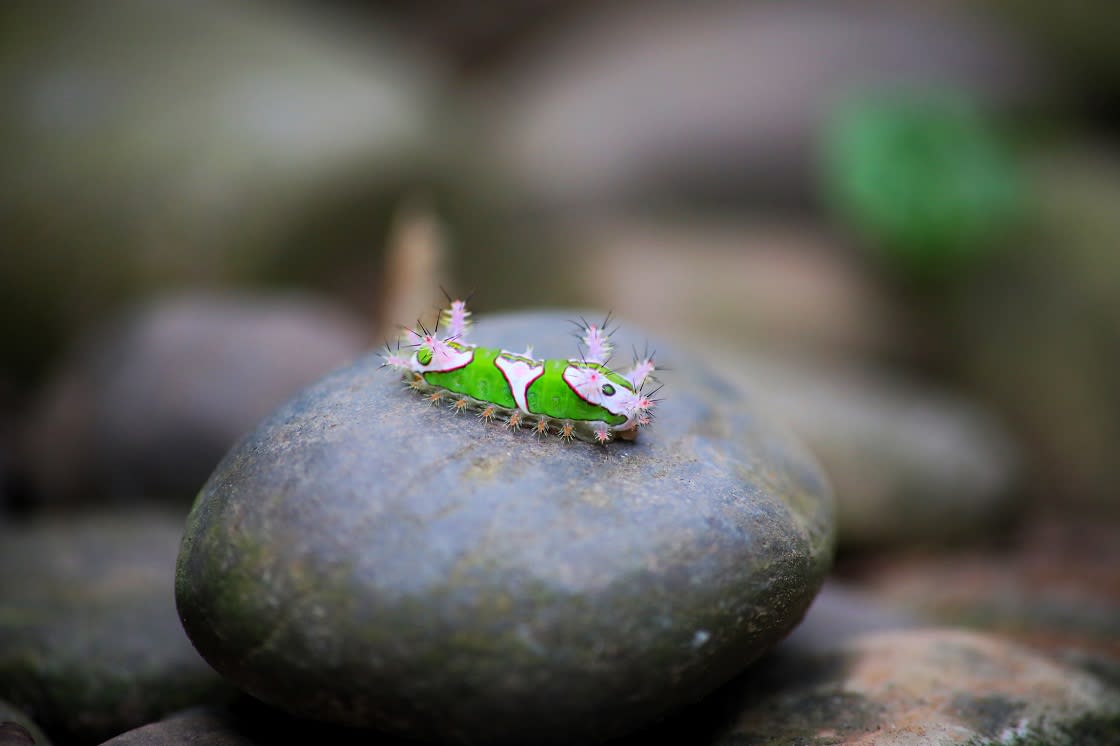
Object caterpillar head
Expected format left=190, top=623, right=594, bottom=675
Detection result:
left=563, top=364, right=654, bottom=431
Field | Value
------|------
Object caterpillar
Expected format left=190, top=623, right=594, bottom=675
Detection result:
left=381, top=297, right=659, bottom=444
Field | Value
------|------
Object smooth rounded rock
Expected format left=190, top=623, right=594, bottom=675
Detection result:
left=176, top=311, right=835, bottom=745
left=21, top=293, right=367, bottom=504
left=735, top=355, right=1020, bottom=549
left=0, top=510, right=231, bottom=745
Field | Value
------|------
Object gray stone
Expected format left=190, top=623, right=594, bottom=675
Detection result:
left=22, top=293, right=367, bottom=504
left=176, top=311, right=835, bottom=745
left=736, top=356, right=1020, bottom=549
left=98, top=699, right=402, bottom=746
left=0, top=510, right=231, bottom=745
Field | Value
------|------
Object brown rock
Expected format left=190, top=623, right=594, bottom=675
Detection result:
left=621, top=629, right=1120, bottom=745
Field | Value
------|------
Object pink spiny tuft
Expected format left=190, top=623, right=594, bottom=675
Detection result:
left=574, top=368, right=604, bottom=401
left=382, top=353, right=411, bottom=370
left=442, top=300, right=472, bottom=340
left=426, top=337, right=458, bottom=367
left=626, top=358, right=656, bottom=388
left=581, top=323, right=613, bottom=364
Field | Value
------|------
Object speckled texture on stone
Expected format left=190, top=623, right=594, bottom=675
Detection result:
left=672, top=628, right=1120, bottom=746
left=176, top=311, right=835, bottom=745
left=0, top=510, right=231, bottom=745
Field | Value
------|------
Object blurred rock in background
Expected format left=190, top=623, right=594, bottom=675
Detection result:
left=554, top=218, right=903, bottom=362
left=20, top=294, right=367, bottom=505
left=735, top=355, right=1020, bottom=551
left=484, top=0, right=1046, bottom=217
left=0, top=0, right=509, bottom=390
left=841, top=516, right=1120, bottom=672
left=933, top=147, right=1120, bottom=514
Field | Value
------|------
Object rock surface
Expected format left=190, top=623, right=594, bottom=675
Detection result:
left=176, top=311, right=835, bottom=745
left=22, top=293, right=367, bottom=504
left=98, top=699, right=397, bottom=746
left=0, top=510, right=230, bottom=745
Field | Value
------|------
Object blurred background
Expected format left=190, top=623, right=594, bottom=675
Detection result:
left=2, top=0, right=1118, bottom=679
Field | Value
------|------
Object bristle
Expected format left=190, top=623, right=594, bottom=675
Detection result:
left=573, top=312, right=614, bottom=364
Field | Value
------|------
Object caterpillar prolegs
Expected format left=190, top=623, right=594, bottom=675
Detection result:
left=381, top=298, right=660, bottom=444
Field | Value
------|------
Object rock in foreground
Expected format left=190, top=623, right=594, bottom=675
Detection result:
left=687, top=628, right=1120, bottom=746
left=0, top=510, right=229, bottom=745
left=176, top=312, right=835, bottom=745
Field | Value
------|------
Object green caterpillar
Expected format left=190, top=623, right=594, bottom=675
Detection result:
left=382, top=298, right=658, bottom=444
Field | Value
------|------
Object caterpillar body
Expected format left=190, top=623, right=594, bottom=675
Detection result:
left=381, top=298, right=659, bottom=444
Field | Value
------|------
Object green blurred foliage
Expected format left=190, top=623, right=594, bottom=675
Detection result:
left=822, top=96, right=1023, bottom=280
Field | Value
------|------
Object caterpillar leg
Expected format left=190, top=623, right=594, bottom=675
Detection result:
left=593, top=425, right=612, bottom=445
left=533, top=418, right=550, bottom=439
left=558, top=421, right=576, bottom=443
left=505, top=411, right=523, bottom=430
